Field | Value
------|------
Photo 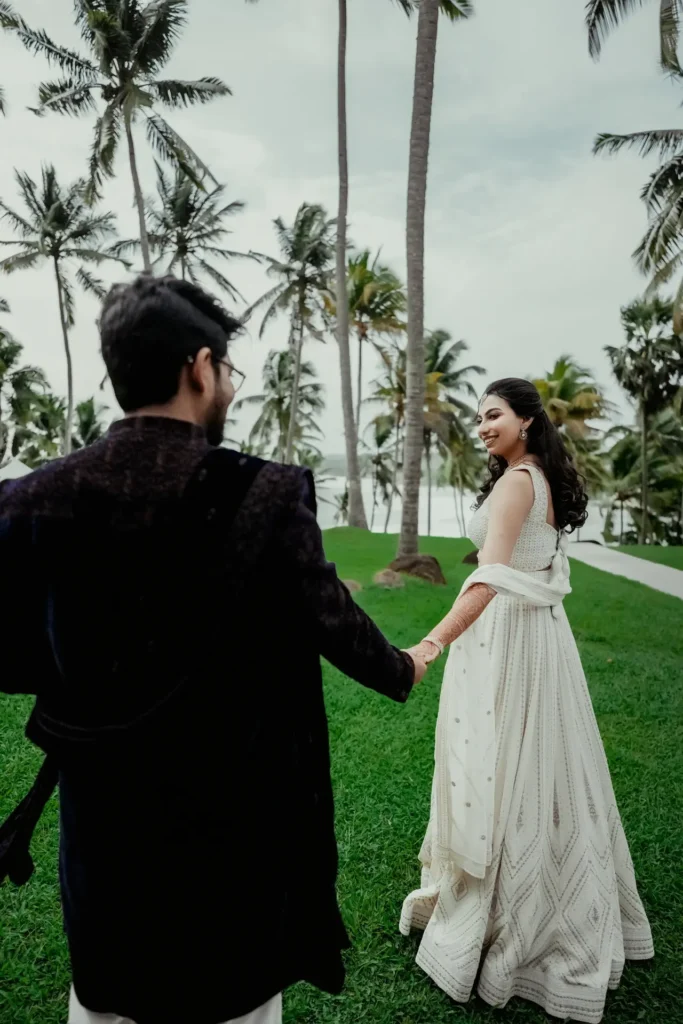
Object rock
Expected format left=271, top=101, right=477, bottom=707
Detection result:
left=462, top=549, right=479, bottom=565
left=343, top=579, right=362, bottom=594
left=373, top=569, right=405, bottom=588
left=389, top=554, right=447, bottom=585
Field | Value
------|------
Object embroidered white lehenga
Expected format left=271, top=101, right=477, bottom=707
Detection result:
left=400, top=465, right=653, bottom=1024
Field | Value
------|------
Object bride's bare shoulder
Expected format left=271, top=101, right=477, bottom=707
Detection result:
left=490, top=469, right=534, bottom=510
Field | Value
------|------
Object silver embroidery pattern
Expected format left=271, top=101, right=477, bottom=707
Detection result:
left=400, top=465, right=653, bottom=1023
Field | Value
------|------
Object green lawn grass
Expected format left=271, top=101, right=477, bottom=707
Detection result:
left=617, top=545, right=683, bottom=571
left=1, top=529, right=681, bottom=1024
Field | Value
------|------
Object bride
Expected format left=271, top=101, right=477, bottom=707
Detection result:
left=401, top=378, right=653, bottom=1023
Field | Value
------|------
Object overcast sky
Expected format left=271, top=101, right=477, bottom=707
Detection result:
left=0, top=0, right=674, bottom=451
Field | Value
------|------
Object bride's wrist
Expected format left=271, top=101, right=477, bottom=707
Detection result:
left=422, top=636, right=445, bottom=657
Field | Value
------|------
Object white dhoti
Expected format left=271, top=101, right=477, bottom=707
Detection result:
left=68, top=986, right=282, bottom=1024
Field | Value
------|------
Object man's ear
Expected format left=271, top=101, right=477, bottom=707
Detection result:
left=188, top=347, right=213, bottom=393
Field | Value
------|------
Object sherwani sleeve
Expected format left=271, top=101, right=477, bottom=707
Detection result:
left=279, top=472, right=415, bottom=703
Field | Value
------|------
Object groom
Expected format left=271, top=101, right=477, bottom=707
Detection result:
left=0, top=275, right=425, bottom=1024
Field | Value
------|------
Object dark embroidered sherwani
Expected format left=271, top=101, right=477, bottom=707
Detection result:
left=0, top=417, right=414, bottom=1024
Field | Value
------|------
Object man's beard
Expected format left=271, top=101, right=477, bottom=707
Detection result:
left=205, top=396, right=228, bottom=447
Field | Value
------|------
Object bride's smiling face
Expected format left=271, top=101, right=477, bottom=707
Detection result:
left=477, top=393, right=531, bottom=460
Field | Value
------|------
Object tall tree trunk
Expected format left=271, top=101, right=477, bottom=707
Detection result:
left=54, top=260, right=74, bottom=457
left=640, top=399, right=648, bottom=545
left=370, top=470, right=378, bottom=531
left=620, top=500, right=624, bottom=546
left=180, top=256, right=187, bottom=280
left=425, top=435, right=432, bottom=536
left=398, top=0, right=439, bottom=556
left=285, top=308, right=305, bottom=463
left=335, top=0, right=368, bottom=528
left=355, top=328, right=363, bottom=434
left=384, top=420, right=402, bottom=533
left=124, top=114, right=152, bottom=274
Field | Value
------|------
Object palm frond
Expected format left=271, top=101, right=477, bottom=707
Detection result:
left=84, top=103, right=121, bottom=204
left=0, top=84, right=6, bottom=117
left=639, top=151, right=683, bottom=211
left=76, top=265, right=107, bottom=299
left=586, top=0, right=647, bottom=58
left=110, top=237, right=141, bottom=257
left=659, top=0, right=683, bottom=73
left=144, top=111, right=217, bottom=186
left=438, top=0, right=473, bottom=18
left=0, top=1, right=23, bottom=29
left=593, top=128, right=683, bottom=158
left=149, top=76, right=231, bottom=108
left=16, top=26, right=97, bottom=79
left=197, top=259, right=244, bottom=303
left=646, top=249, right=683, bottom=290
left=133, top=0, right=187, bottom=74
left=390, top=0, right=415, bottom=14
left=0, top=250, right=41, bottom=273
left=0, top=199, right=35, bottom=239
left=33, top=78, right=100, bottom=116
left=59, top=270, right=76, bottom=328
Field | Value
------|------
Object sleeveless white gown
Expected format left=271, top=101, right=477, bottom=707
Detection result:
left=400, top=465, right=653, bottom=1023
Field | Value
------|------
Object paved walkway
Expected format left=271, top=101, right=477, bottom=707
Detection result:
left=569, top=543, right=683, bottom=600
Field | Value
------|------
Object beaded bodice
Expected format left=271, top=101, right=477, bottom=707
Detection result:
left=468, top=463, right=560, bottom=572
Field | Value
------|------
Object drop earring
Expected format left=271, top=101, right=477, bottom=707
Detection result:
left=519, top=427, right=528, bottom=440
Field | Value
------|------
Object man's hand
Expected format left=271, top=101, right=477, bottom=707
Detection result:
left=405, top=640, right=441, bottom=667
left=406, top=651, right=429, bottom=685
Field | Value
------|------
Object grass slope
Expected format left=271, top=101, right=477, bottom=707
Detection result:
left=617, top=545, right=683, bottom=571
left=1, top=529, right=681, bottom=1024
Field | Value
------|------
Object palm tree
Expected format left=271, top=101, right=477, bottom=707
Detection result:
left=593, top=125, right=683, bottom=329
left=13, top=391, right=68, bottom=467
left=0, top=300, right=48, bottom=466
left=363, top=414, right=399, bottom=531
left=0, top=165, right=126, bottom=455
left=347, top=250, right=406, bottom=431
left=533, top=356, right=611, bottom=438
left=17, top=0, right=230, bottom=273
left=399, top=0, right=472, bottom=558
left=424, top=330, right=484, bottom=415
left=326, top=249, right=406, bottom=431
left=235, top=348, right=325, bottom=464
left=422, top=371, right=458, bottom=536
left=369, top=342, right=408, bottom=532
left=606, top=410, right=683, bottom=544
left=438, top=430, right=485, bottom=537
left=246, top=203, right=334, bottom=463
left=115, top=163, right=255, bottom=301
left=0, top=0, right=23, bottom=115
left=606, top=297, right=683, bottom=542
left=332, top=0, right=420, bottom=531
left=586, top=0, right=682, bottom=72
left=422, top=330, right=483, bottom=535
left=72, top=396, right=108, bottom=449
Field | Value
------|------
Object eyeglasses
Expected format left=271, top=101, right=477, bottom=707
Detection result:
left=186, top=352, right=246, bottom=392
left=215, top=357, right=246, bottom=393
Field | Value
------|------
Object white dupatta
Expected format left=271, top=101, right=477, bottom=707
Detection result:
left=431, top=533, right=571, bottom=880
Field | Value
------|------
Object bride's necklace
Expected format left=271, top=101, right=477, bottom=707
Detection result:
left=505, top=455, right=532, bottom=472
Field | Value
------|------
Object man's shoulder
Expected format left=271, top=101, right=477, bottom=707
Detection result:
left=202, top=448, right=311, bottom=490
left=195, top=449, right=316, bottom=521
left=0, top=446, right=98, bottom=519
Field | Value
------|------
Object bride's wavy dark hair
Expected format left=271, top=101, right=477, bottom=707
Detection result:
left=475, top=378, right=588, bottom=533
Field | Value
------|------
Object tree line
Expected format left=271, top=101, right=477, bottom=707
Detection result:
left=1, top=1, right=682, bottom=549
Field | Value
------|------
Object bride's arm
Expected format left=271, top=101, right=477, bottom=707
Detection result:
left=407, top=471, right=534, bottom=662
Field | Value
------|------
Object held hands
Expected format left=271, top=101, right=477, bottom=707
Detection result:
left=404, top=638, right=443, bottom=685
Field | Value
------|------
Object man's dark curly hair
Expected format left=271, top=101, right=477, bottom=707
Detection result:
left=99, top=275, right=243, bottom=413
